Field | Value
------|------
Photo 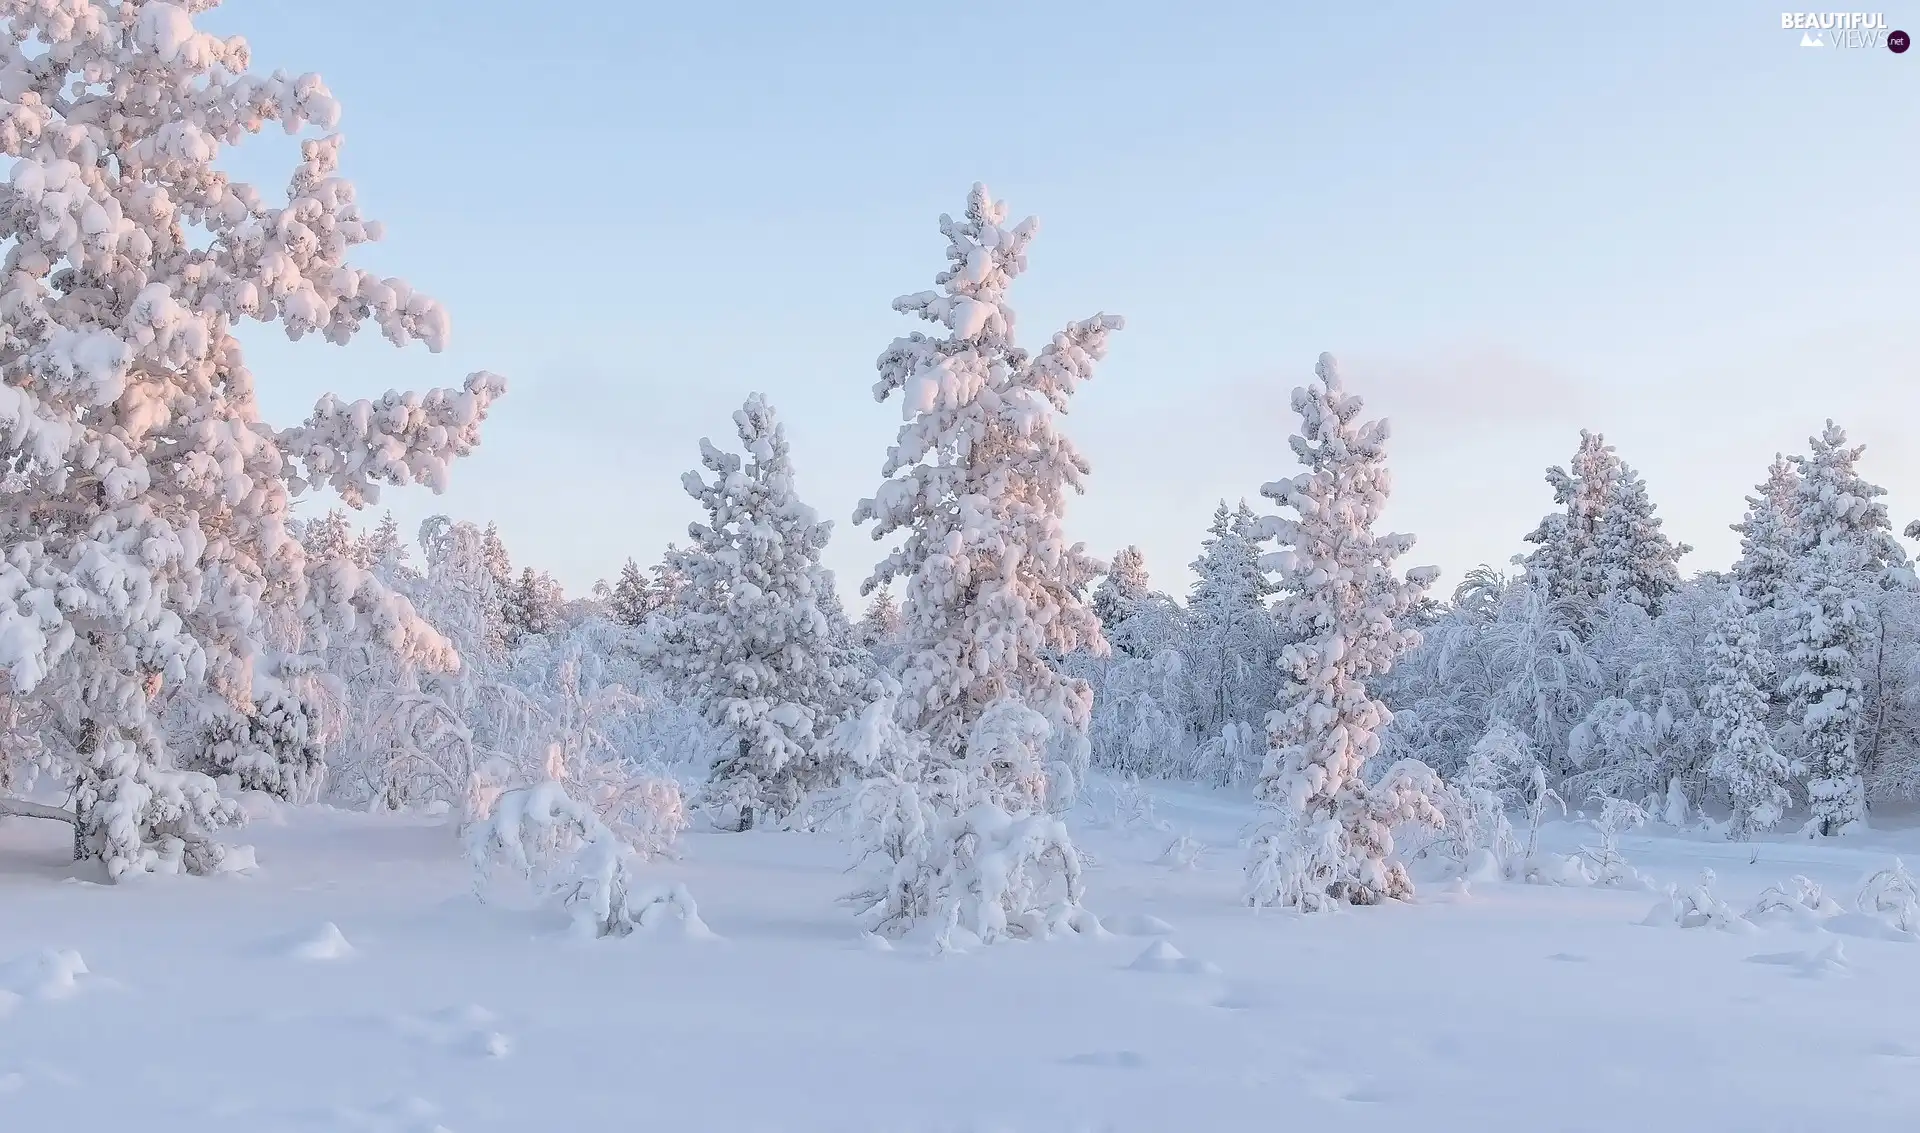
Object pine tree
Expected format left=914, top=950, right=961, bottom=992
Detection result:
left=1704, top=586, right=1791, bottom=839
left=858, top=589, right=904, bottom=651
left=501, top=567, right=564, bottom=647
left=1594, top=464, right=1689, bottom=617
left=1091, top=546, right=1152, bottom=656
left=609, top=559, right=651, bottom=627
left=846, top=184, right=1120, bottom=942
left=648, top=546, right=688, bottom=615
left=361, top=512, right=410, bottom=575
left=1522, top=430, right=1686, bottom=623
left=1248, top=354, right=1439, bottom=909
left=0, top=1, right=503, bottom=876
left=854, top=183, right=1120, bottom=762
left=1522, top=431, right=1616, bottom=610
left=654, top=395, right=862, bottom=826
left=1774, top=422, right=1906, bottom=835
left=1789, top=421, right=1905, bottom=575
left=1784, top=541, right=1867, bottom=835
left=301, top=510, right=359, bottom=569
left=1732, top=455, right=1801, bottom=612
left=1183, top=502, right=1279, bottom=739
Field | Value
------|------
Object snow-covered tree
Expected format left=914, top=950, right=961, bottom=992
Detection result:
left=1704, top=585, right=1791, bottom=839
left=647, top=546, right=688, bottom=615
left=501, top=567, right=565, bottom=647
left=854, top=182, right=1119, bottom=765
left=857, top=589, right=904, bottom=652
left=609, top=559, right=650, bottom=627
left=1181, top=501, right=1280, bottom=742
left=1595, top=463, right=1690, bottom=617
left=1522, top=431, right=1618, bottom=612
left=1092, top=545, right=1151, bottom=656
left=849, top=183, right=1119, bottom=939
left=1732, top=455, right=1801, bottom=612
left=1784, top=540, right=1868, bottom=835
left=1522, top=431, right=1686, bottom=624
left=652, top=394, right=862, bottom=827
left=0, top=0, right=503, bottom=877
left=1790, top=421, right=1905, bottom=578
left=1248, top=354, right=1439, bottom=909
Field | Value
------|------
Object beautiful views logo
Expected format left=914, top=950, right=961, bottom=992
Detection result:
left=1782, top=11, right=1910, bottom=49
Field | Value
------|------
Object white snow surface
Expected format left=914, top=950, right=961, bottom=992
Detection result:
left=7, top=781, right=1920, bottom=1130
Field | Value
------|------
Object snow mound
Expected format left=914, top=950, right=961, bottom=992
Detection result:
left=1463, top=848, right=1503, bottom=884
left=1126, top=939, right=1220, bottom=976
left=215, top=844, right=260, bottom=873
left=858, top=932, right=895, bottom=953
left=1104, top=912, right=1176, bottom=937
left=288, top=922, right=355, bottom=961
left=1748, top=940, right=1849, bottom=978
left=0, top=949, right=89, bottom=1002
left=1823, top=912, right=1920, bottom=944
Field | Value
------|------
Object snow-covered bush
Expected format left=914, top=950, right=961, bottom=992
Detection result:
left=845, top=697, right=1099, bottom=948
left=1428, top=718, right=1535, bottom=877
left=1641, top=869, right=1749, bottom=932
left=1858, top=859, right=1920, bottom=935
left=1576, top=796, right=1650, bottom=888
left=1085, top=652, right=1194, bottom=782
left=468, top=773, right=695, bottom=939
left=1744, top=875, right=1843, bottom=928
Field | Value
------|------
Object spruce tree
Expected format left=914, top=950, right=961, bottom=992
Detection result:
left=609, top=559, right=650, bottom=627
left=1249, top=354, right=1439, bottom=909
left=1091, top=546, right=1151, bottom=653
left=654, top=395, right=862, bottom=826
left=1731, top=455, right=1801, bottom=612
left=1183, top=502, right=1279, bottom=740
left=1784, top=541, right=1867, bottom=835
left=1704, top=585, right=1791, bottom=839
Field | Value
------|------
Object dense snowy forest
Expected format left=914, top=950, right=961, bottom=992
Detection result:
left=0, top=0, right=1916, bottom=942
left=10, top=5, right=1920, bottom=1130
left=3, top=0, right=1920, bottom=943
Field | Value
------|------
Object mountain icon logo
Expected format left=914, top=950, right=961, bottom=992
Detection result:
left=1801, top=30, right=1824, bottom=46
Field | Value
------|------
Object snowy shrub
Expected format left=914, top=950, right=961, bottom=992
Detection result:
left=1195, top=719, right=1263, bottom=788
left=1247, top=759, right=1446, bottom=911
left=1086, top=775, right=1171, bottom=835
left=1642, top=869, right=1751, bottom=932
left=1744, top=876, right=1843, bottom=928
left=1576, top=796, right=1651, bottom=888
left=1425, top=717, right=1537, bottom=877
left=846, top=699, right=1099, bottom=948
left=1857, top=860, right=1920, bottom=935
left=467, top=775, right=696, bottom=939
left=1086, top=652, right=1194, bottom=782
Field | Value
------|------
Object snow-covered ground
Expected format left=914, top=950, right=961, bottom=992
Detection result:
left=5, top=781, right=1920, bottom=1132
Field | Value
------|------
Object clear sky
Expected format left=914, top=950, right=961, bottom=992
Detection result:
left=205, top=1, right=1917, bottom=603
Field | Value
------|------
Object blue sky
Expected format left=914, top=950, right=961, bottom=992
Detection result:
left=207, top=1, right=1917, bottom=603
